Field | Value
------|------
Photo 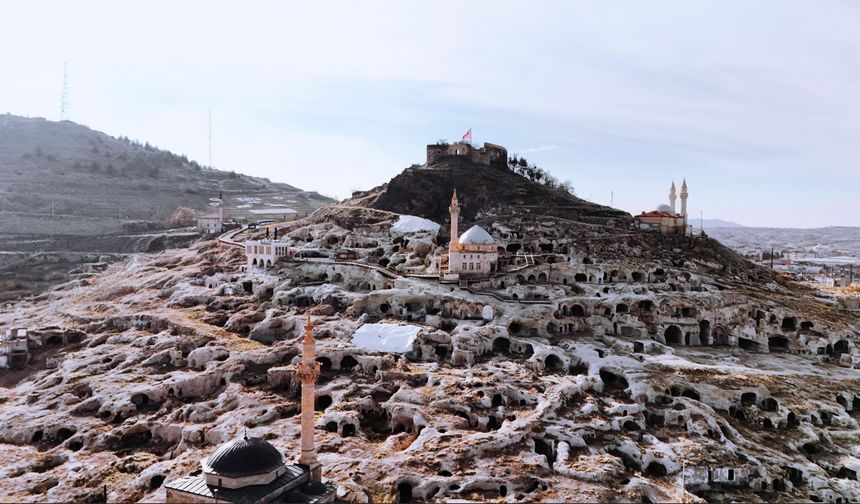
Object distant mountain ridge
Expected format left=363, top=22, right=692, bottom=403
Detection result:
left=707, top=226, right=860, bottom=256
left=701, top=218, right=745, bottom=228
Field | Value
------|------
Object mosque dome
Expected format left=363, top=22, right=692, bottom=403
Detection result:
left=458, top=225, right=494, bottom=245
left=202, top=436, right=285, bottom=478
left=656, top=204, right=673, bottom=212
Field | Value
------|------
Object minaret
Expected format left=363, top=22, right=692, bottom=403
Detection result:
left=680, top=179, right=689, bottom=220
left=669, top=181, right=677, bottom=213
left=449, top=190, right=460, bottom=250
left=296, top=314, right=321, bottom=481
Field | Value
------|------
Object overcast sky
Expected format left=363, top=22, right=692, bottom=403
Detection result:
left=2, top=1, right=859, bottom=227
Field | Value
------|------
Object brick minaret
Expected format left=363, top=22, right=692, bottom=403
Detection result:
left=296, top=314, right=321, bottom=481
left=449, top=190, right=460, bottom=250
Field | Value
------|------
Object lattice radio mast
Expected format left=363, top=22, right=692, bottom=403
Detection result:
left=208, top=108, right=213, bottom=169
left=60, top=61, right=70, bottom=121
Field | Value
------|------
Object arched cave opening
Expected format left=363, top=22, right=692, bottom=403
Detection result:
left=342, top=423, right=356, bottom=437
left=492, top=337, right=511, bottom=353
left=396, top=482, right=413, bottom=504
left=769, top=336, right=789, bottom=352
left=664, top=325, right=683, bottom=346
left=738, top=337, right=760, bottom=352
left=340, top=355, right=359, bottom=370
left=544, top=354, right=564, bottom=371
left=316, top=357, right=332, bottom=371
left=645, top=461, right=668, bottom=477
left=599, top=368, right=629, bottom=392
left=315, top=395, right=333, bottom=411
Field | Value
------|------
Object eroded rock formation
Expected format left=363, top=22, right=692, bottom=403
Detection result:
left=1, top=160, right=859, bottom=503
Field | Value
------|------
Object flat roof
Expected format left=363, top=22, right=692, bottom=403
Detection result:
left=638, top=210, right=682, bottom=218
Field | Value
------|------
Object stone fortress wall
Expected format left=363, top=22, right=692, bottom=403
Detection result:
left=426, top=142, right=508, bottom=168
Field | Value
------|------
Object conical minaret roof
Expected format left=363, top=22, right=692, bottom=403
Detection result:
left=303, top=313, right=315, bottom=344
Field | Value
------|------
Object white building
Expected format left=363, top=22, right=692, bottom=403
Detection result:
left=245, top=240, right=290, bottom=268
left=814, top=275, right=836, bottom=287
left=0, top=328, right=29, bottom=369
left=198, top=213, right=224, bottom=234
left=439, top=191, right=499, bottom=280
left=635, top=180, right=692, bottom=236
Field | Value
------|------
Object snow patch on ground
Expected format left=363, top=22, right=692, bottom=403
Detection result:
left=249, top=208, right=298, bottom=214
left=352, top=323, right=421, bottom=353
left=391, top=215, right=440, bottom=234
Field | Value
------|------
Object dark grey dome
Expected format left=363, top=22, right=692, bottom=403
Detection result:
left=204, top=436, right=284, bottom=478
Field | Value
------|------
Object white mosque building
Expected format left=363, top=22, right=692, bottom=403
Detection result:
left=636, top=180, right=692, bottom=236
left=439, top=190, right=500, bottom=281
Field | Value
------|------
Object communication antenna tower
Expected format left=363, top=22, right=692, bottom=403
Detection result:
left=60, top=61, right=70, bottom=121
left=208, top=108, right=213, bottom=169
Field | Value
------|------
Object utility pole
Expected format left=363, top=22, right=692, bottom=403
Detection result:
left=610, top=191, right=614, bottom=208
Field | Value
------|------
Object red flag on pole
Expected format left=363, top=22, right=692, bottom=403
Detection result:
left=462, top=128, right=472, bottom=143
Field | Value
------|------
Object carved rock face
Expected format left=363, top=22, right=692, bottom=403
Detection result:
left=0, top=189, right=857, bottom=503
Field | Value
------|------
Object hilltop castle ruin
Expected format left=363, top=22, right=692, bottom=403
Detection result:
left=426, top=141, right=508, bottom=168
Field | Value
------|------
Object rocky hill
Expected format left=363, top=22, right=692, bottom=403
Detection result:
left=1, top=144, right=859, bottom=503
left=0, top=114, right=333, bottom=236
left=347, top=156, right=628, bottom=228
left=341, top=157, right=769, bottom=283
left=0, top=115, right=334, bottom=301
